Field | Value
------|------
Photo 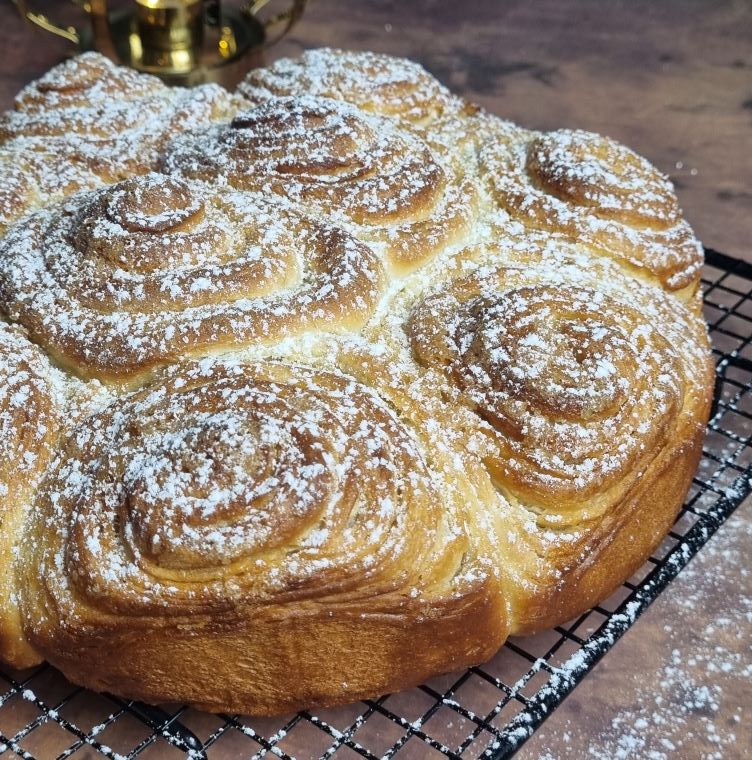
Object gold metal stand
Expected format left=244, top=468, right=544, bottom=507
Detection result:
left=11, top=0, right=308, bottom=86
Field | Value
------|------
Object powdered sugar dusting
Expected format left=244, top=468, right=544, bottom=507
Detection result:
left=0, top=323, right=59, bottom=498
left=0, top=320, right=110, bottom=664
left=0, top=52, right=233, bottom=231
left=0, top=47, right=720, bottom=721
left=0, top=174, right=384, bottom=380
left=480, top=128, right=703, bottom=291
left=518, top=501, right=752, bottom=759
left=405, top=240, right=710, bottom=528
left=27, top=360, right=457, bottom=620
left=237, top=47, right=463, bottom=124
left=162, top=95, right=477, bottom=273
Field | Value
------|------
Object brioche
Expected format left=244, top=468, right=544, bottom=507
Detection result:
left=0, top=48, right=713, bottom=715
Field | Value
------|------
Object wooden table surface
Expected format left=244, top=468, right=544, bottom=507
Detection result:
left=1, top=1, right=751, bottom=759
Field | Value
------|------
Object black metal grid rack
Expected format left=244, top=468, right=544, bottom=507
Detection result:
left=1, top=248, right=750, bottom=760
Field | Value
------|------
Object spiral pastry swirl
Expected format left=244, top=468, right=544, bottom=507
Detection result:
left=163, top=96, right=477, bottom=273
left=237, top=48, right=463, bottom=125
left=0, top=49, right=717, bottom=713
left=10, top=52, right=162, bottom=113
left=408, top=272, right=686, bottom=520
left=0, top=324, right=61, bottom=668
left=1, top=53, right=232, bottom=184
left=0, top=173, right=384, bottom=382
left=479, top=129, right=703, bottom=294
left=20, top=360, right=501, bottom=711
left=27, top=360, right=449, bottom=607
left=236, top=48, right=526, bottom=175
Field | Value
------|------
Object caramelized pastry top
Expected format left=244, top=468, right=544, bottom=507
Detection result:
left=163, top=96, right=478, bottom=273
left=479, top=128, right=703, bottom=292
left=24, top=359, right=468, bottom=615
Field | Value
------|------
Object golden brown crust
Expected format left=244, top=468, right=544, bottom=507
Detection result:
left=0, top=53, right=233, bottom=229
left=0, top=158, right=38, bottom=235
left=506, top=413, right=709, bottom=633
left=0, top=148, right=104, bottom=236
left=479, top=128, right=704, bottom=295
left=400, top=247, right=713, bottom=634
left=237, top=47, right=463, bottom=125
left=0, top=324, right=60, bottom=667
left=161, top=96, right=479, bottom=275
left=1, top=53, right=232, bottom=160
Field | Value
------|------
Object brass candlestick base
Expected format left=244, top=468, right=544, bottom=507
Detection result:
left=11, top=0, right=308, bottom=87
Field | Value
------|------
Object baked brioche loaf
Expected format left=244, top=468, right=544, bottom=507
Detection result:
left=0, top=48, right=713, bottom=715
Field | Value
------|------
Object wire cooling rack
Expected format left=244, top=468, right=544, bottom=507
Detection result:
left=1, top=248, right=750, bottom=760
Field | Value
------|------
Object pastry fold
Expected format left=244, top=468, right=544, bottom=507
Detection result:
left=0, top=53, right=232, bottom=231
left=162, top=96, right=478, bottom=274
left=404, top=252, right=713, bottom=630
left=0, top=325, right=61, bottom=667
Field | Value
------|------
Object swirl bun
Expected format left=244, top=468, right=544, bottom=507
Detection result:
left=11, top=52, right=162, bottom=114
left=20, top=359, right=505, bottom=713
left=235, top=47, right=527, bottom=165
left=410, top=280, right=682, bottom=510
left=163, top=96, right=477, bottom=273
left=237, top=47, right=462, bottom=124
left=0, top=52, right=232, bottom=224
left=480, top=129, right=703, bottom=296
left=406, top=258, right=712, bottom=630
left=0, top=172, right=384, bottom=382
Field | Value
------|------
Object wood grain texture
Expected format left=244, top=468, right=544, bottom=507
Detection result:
left=1, top=1, right=750, bottom=757
left=518, top=496, right=752, bottom=760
